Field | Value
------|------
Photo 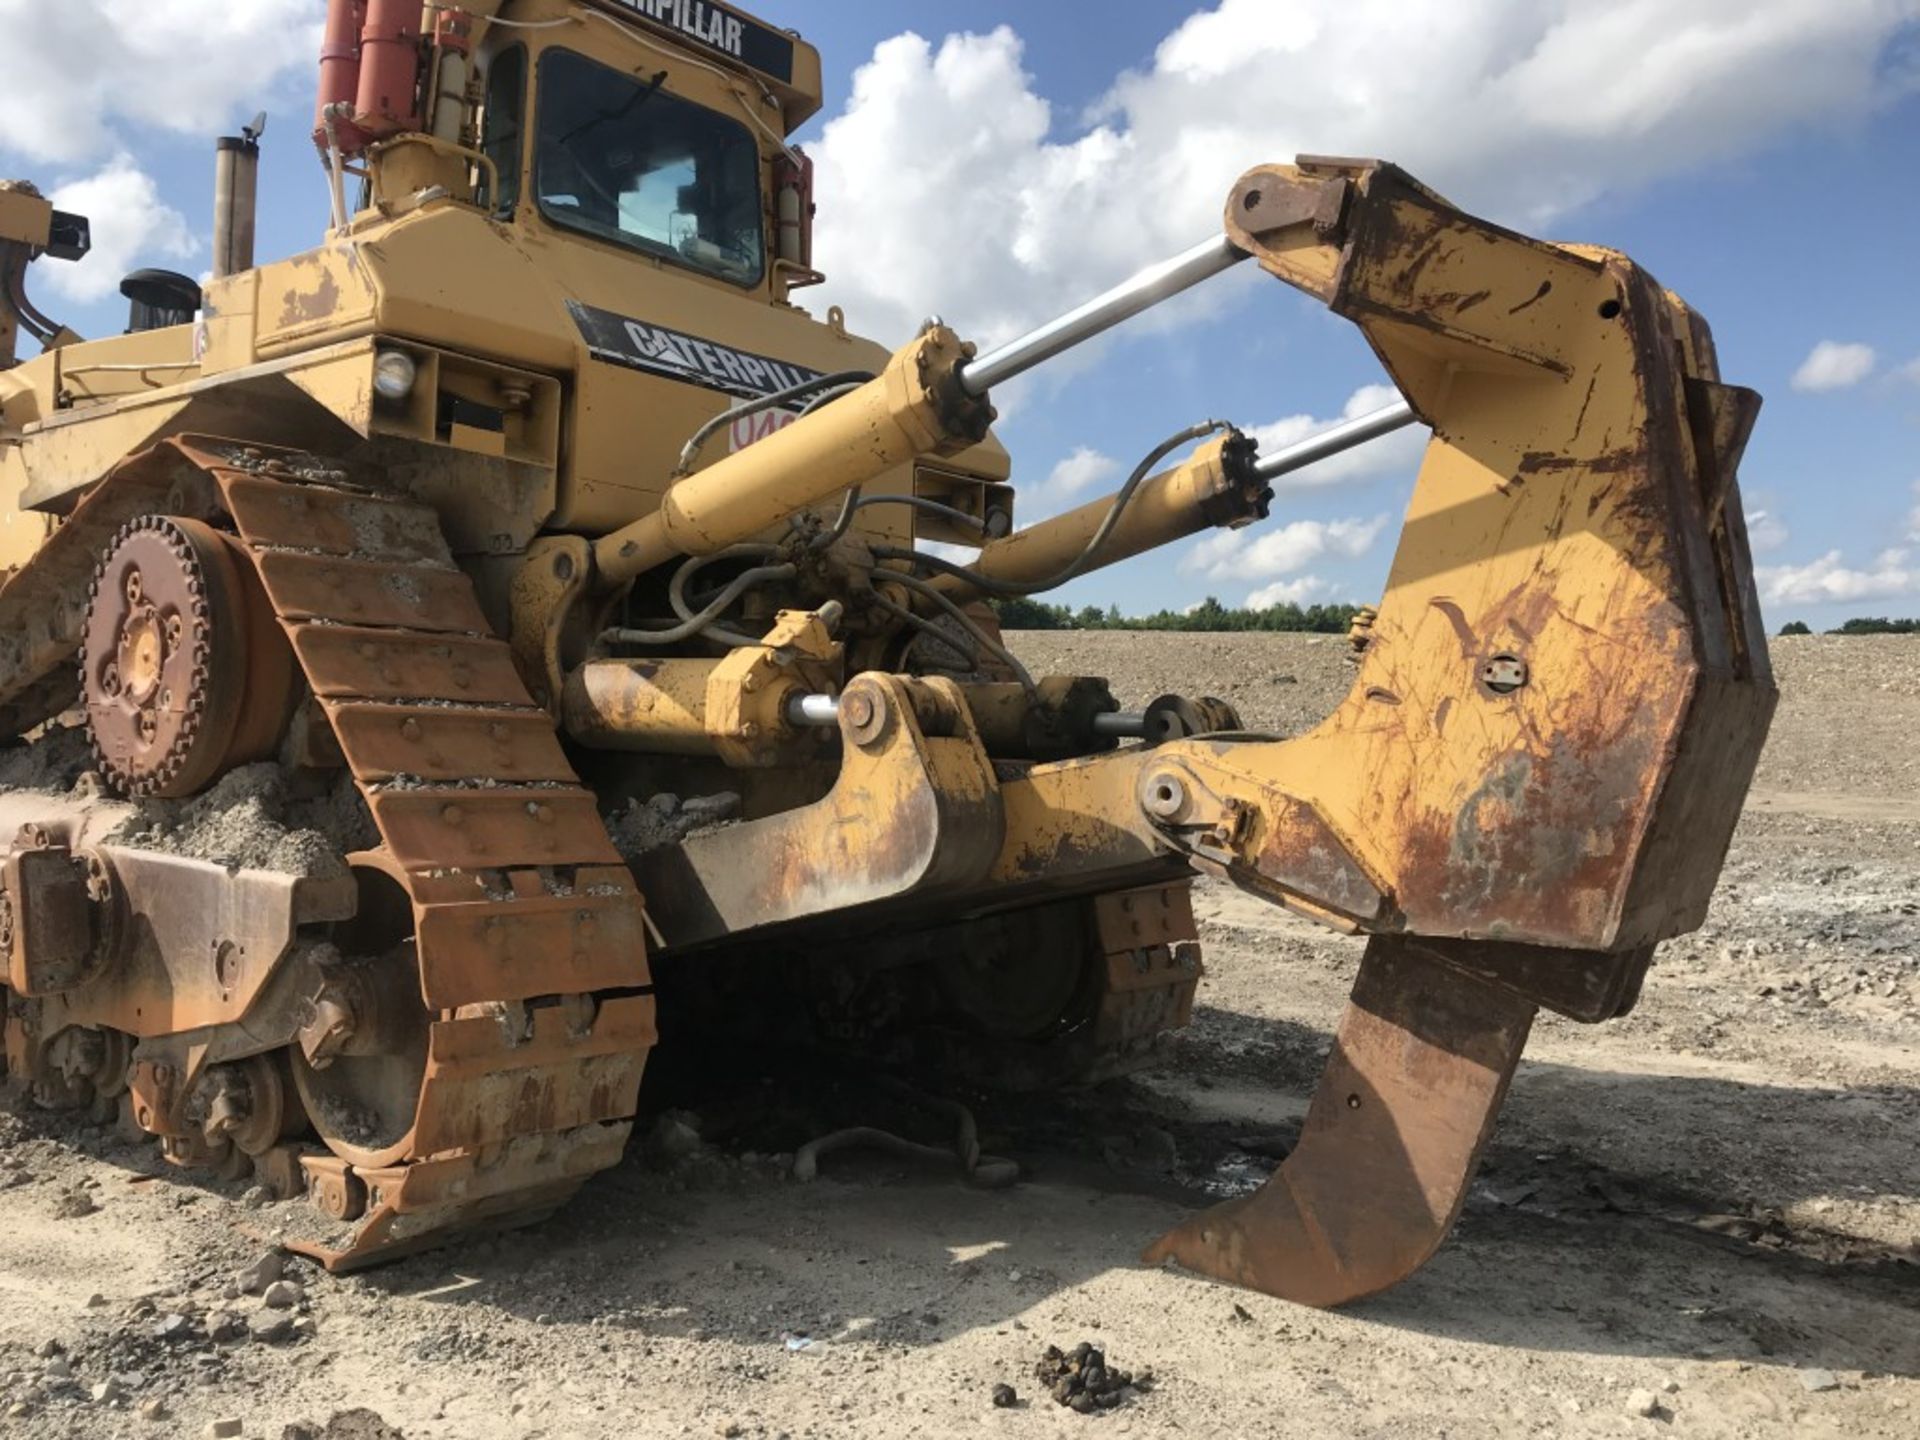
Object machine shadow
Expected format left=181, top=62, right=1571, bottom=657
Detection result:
left=341, top=999, right=1917, bottom=1380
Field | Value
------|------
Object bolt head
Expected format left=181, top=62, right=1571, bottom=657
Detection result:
left=842, top=686, right=891, bottom=747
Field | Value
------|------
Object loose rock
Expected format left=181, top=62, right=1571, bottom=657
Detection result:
left=279, top=1410, right=406, bottom=1439
left=648, top=1111, right=704, bottom=1162
left=1034, top=1341, right=1144, bottom=1414
left=236, top=1251, right=285, bottom=1295
left=154, top=1312, right=194, bottom=1342
left=51, top=1186, right=98, bottom=1218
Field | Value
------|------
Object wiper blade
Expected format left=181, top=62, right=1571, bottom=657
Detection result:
left=560, top=68, right=669, bottom=148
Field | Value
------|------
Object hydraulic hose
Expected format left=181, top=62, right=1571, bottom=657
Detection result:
left=602, top=559, right=795, bottom=647
left=673, top=370, right=875, bottom=477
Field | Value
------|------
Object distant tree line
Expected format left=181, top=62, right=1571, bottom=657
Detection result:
left=993, top=596, right=1361, bottom=633
left=1776, top=617, right=1919, bottom=636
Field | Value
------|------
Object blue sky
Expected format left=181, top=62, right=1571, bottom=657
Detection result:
left=5, top=1, right=1918, bottom=628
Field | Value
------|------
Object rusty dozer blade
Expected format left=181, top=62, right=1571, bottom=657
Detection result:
left=1144, top=938, right=1534, bottom=1307
left=966, top=157, right=1778, bottom=1305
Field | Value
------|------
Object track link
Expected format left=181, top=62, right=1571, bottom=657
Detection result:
left=173, top=437, right=653, bottom=1268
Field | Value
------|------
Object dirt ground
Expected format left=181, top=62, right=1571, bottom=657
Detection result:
left=2, top=633, right=1915, bottom=1440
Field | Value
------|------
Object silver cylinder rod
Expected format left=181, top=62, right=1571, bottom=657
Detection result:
left=1091, top=711, right=1148, bottom=738
left=1252, top=398, right=1419, bottom=483
left=786, top=692, right=841, bottom=728
left=957, top=235, right=1247, bottom=396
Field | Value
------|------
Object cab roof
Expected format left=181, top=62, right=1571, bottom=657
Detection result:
left=578, top=0, right=823, bottom=132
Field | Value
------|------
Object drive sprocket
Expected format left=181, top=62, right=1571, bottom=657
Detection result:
left=79, top=514, right=292, bottom=797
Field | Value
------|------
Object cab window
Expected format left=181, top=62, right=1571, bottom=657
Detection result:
left=534, top=48, right=765, bottom=286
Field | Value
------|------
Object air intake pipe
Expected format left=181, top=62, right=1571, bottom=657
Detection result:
left=355, top=0, right=426, bottom=140
left=311, top=0, right=424, bottom=158
left=312, top=0, right=370, bottom=154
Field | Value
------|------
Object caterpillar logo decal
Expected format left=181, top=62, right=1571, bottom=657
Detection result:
left=602, top=0, right=797, bottom=84
left=568, top=300, right=826, bottom=401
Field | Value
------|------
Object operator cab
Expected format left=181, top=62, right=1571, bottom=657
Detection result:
left=476, top=0, right=823, bottom=300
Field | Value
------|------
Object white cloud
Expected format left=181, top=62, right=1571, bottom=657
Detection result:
left=45, top=156, right=193, bottom=303
left=1248, top=384, right=1427, bottom=490
left=1183, top=513, right=1389, bottom=581
left=1790, top=340, right=1878, bottom=392
left=1022, top=446, right=1121, bottom=520
left=1745, top=507, right=1790, bottom=553
left=0, top=1, right=320, bottom=164
left=1246, top=575, right=1331, bottom=608
left=916, top=538, right=978, bottom=565
left=1758, top=548, right=1918, bottom=604
left=810, top=3, right=1918, bottom=347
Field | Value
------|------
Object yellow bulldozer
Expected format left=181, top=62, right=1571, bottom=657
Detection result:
left=0, top=0, right=1774, bottom=1306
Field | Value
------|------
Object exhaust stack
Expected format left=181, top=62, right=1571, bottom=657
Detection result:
left=211, top=122, right=263, bottom=280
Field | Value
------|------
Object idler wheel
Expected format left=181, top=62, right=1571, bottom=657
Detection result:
left=80, top=515, right=295, bottom=797
left=290, top=867, right=430, bottom=1169
left=194, top=1053, right=303, bottom=1157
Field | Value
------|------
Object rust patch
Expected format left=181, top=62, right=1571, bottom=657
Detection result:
left=1506, top=279, right=1552, bottom=315
left=1573, top=373, right=1599, bottom=439
left=1517, top=447, right=1639, bottom=477
left=1394, top=231, right=1448, bottom=305
left=1428, top=598, right=1476, bottom=652
left=1402, top=716, right=1660, bottom=948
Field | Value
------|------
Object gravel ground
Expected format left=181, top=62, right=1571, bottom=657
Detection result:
left=1, top=633, right=1915, bottom=1440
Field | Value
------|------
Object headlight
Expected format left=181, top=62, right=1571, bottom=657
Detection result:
left=372, top=349, right=418, bottom=401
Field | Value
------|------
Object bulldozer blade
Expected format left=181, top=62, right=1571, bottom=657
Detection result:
left=1143, top=935, right=1535, bottom=1306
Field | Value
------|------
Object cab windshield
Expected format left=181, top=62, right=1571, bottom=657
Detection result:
left=534, top=48, right=764, bottom=286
